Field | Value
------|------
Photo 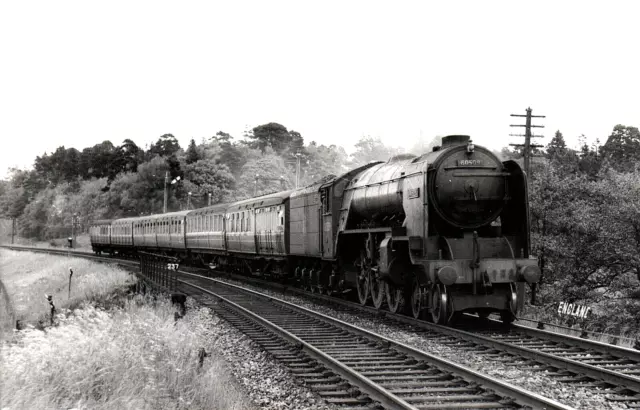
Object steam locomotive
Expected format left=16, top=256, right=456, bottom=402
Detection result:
left=90, top=135, right=540, bottom=324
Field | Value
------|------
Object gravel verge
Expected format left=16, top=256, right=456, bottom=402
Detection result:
left=215, top=277, right=628, bottom=410
left=192, top=296, right=340, bottom=410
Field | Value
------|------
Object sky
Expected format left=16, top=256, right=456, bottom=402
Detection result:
left=1, top=1, right=638, bottom=179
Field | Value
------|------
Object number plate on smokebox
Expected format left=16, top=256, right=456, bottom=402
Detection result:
left=457, top=159, right=484, bottom=166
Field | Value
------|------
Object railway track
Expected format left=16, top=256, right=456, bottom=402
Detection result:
left=199, top=270, right=640, bottom=406
left=176, top=271, right=569, bottom=410
left=6, top=245, right=640, bottom=406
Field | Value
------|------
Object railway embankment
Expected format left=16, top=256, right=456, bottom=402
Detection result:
left=0, top=250, right=333, bottom=410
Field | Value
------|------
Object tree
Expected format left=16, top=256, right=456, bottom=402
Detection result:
left=303, top=142, right=349, bottom=184
left=350, top=136, right=397, bottom=167
left=118, top=139, right=144, bottom=173
left=577, top=135, right=602, bottom=177
left=287, top=130, right=305, bottom=155
left=148, top=134, right=181, bottom=158
left=17, top=188, right=56, bottom=239
left=185, top=138, right=200, bottom=164
left=543, top=131, right=580, bottom=176
left=233, top=151, right=294, bottom=200
left=78, top=141, right=117, bottom=180
left=107, top=156, right=174, bottom=216
left=546, top=131, right=567, bottom=159
left=249, top=123, right=305, bottom=154
left=213, top=131, right=255, bottom=177
left=600, top=125, right=640, bottom=172
left=183, top=160, right=235, bottom=206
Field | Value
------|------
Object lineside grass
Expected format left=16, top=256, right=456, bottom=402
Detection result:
left=1, top=233, right=93, bottom=251
left=0, top=250, right=254, bottom=410
left=0, top=249, right=131, bottom=328
left=1, top=298, right=252, bottom=410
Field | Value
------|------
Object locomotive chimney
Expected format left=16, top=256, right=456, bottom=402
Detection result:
left=441, top=135, right=470, bottom=147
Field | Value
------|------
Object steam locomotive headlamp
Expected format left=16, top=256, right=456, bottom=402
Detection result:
left=519, top=265, right=541, bottom=284
left=466, top=140, right=475, bottom=154
left=437, top=266, right=458, bottom=286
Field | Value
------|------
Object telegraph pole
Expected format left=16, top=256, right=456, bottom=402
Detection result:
left=509, top=107, right=545, bottom=178
left=11, top=217, right=15, bottom=244
left=510, top=108, right=545, bottom=307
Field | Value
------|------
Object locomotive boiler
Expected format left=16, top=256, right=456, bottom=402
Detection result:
left=329, top=135, right=540, bottom=323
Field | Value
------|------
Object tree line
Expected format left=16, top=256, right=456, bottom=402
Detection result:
left=0, top=122, right=404, bottom=240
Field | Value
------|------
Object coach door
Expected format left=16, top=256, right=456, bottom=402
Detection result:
left=321, top=187, right=333, bottom=259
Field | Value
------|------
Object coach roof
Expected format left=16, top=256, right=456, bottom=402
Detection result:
left=226, top=189, right=295, bottom=212
left=186, top=202, right=228, bottom=216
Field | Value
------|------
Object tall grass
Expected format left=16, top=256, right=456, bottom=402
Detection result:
left=1, top=297, right=251, bottom=410
left=0, top=250, right=253, bottom=409
left=0, top=249, right=131, bottom=328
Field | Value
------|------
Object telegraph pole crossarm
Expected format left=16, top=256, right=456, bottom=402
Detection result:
left=509, top=107, right=546, bottom=181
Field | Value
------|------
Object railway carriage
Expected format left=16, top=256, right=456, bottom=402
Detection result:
left=132, top=211, right=188, bottom=253
left=110, top=217, right=136, bottom=255
left=185, top=204, right=227, bottom=255
left=89, top=219, right=112, bottom=254
left=223, top=190, right=293, bottom=275
left=156, top=211, right=189, bottom=252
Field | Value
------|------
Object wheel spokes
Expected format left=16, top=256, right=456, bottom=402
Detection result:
left=357, top=271, right=370, bottom=305
left=410, top=281, right=422, bottom=319
left=385, top=282, right=403, bottom=314
left=370, top=273, right=385, bottom=309
left=431, top=284, right=449, bottom=325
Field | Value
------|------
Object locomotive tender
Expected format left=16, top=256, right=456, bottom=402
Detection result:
left=90, top=135, right=540, bottom=324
